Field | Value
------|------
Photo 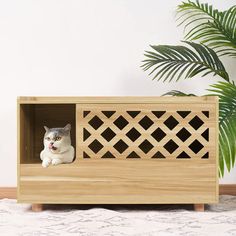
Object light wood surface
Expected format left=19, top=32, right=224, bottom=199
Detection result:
left=0, top=187, right=17, bottom=199
left=17, top=96, right=219, bottom=205
left=194, top=204, right=204, bottom=212
left=215, top=96, right=219, bottom=199
left=1, top=185, right=235, bottom=200
left=1, top=184, right=234, bottom=200
left=32, top=204, right=43, bottom=212
left=220, top=184, right=236, bottom=195
left=18, top=159, right=217, bottom=204
left=18, top=96, right=217, bottom=104
left=76, top=103, right=215, bottom=160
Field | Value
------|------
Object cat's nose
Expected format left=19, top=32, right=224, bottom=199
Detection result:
left=50, top=142, right=54, bottom=145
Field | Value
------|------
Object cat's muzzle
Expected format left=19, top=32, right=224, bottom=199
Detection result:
left=49, top=143, right=58, bottom=151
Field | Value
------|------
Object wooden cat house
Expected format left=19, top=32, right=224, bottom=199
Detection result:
left=17, top=96, right=218, bottom=211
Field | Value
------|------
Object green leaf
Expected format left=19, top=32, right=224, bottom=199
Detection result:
left=162, top=90, right=196, bottom=96
left=177, top=1, right=236, bottom=57
left=141, top=41, right=229, bottom=82
left=208, top=81, right=236, bottom=176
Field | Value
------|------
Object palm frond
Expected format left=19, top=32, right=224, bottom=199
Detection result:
left=141, top=41, right=229, bottom=82
left=208, top=81, right=236, bottom=176
left=177, top=1, right=236, bottom=57
left=162, top=90, right=196, bottom=96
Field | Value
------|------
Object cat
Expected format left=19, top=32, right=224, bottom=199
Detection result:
left=40, top=124, right=75, bottom=168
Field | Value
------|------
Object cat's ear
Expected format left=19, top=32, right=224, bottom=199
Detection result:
left=64, top=124, right=71, bottom=132
left=44, top=126, right=49, bottom=132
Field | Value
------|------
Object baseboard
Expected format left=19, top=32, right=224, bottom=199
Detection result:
left=0, top=187, right=17, bottom=199
left=219, top=184, right=236, bottom=195
left=0, top=185, right=236, bottom=199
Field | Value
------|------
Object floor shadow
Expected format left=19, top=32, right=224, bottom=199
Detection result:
left=42, top=203, right=196, bottom=212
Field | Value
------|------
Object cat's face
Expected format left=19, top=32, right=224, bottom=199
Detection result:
left=43, top=124, right=72, bottom=154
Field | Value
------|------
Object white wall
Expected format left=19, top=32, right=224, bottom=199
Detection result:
left=0, top=0, right=235, bottom=186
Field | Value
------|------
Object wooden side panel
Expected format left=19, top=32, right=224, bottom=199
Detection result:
left=19, top=105, right=35, bottom=164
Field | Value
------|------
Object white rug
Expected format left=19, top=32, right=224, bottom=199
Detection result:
left=1, top=195, right=236, bottom=236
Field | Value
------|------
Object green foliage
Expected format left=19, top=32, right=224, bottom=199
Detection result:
left=177, top=1, right=236, bottom=57
left=208, top=82, right=236, bottom=176
left=142, top=41, right=229, bottom=82
left=162, top=90, right=196, bottom=96
left=142, top=0, right=236, bottom=176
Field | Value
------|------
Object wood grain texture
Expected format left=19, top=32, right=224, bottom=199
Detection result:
left=215, top=97, right=219, bottom=198
left=18, top=96, right=217, bottom=104
left=1, top=185, right=234, bottom=200
left=220, top=184, right=236, bottom=195
left=18, top=159, right=217, bottom=204
left=194, top=204, right=204, bottom=212
left=0, top=187, right=17, bottom=199
left=17, top=96, right=219, bottom=205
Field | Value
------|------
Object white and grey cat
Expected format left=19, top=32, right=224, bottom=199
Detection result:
left=40, top=124, right=74, bottom=168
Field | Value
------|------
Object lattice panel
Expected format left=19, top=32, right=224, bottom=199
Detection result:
left=77, top=104, right=216, bottom=159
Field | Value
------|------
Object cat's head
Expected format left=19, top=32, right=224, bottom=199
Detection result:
left=43, top=124, right=72, bottom=154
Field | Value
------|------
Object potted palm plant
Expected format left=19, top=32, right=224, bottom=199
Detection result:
left=141, top=0, right=236, bottom=177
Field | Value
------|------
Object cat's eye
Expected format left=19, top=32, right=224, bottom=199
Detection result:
left=45, top=137, right=50, bottom=141
left=55, top=137, right=61, bottom=141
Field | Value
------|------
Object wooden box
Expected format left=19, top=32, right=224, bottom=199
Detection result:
left=17, top=96, right=218, bottom=211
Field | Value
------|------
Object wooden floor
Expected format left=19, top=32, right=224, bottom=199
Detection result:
left=0, top=185, right=236, bottom=199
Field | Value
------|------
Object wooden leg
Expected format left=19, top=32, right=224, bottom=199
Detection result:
left=194, top=204, right=204, bottom=212
left=32, top=204, right=43, bottom=212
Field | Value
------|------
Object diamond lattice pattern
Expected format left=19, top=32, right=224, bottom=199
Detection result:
left=78, top=104, right=211, bottom=159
